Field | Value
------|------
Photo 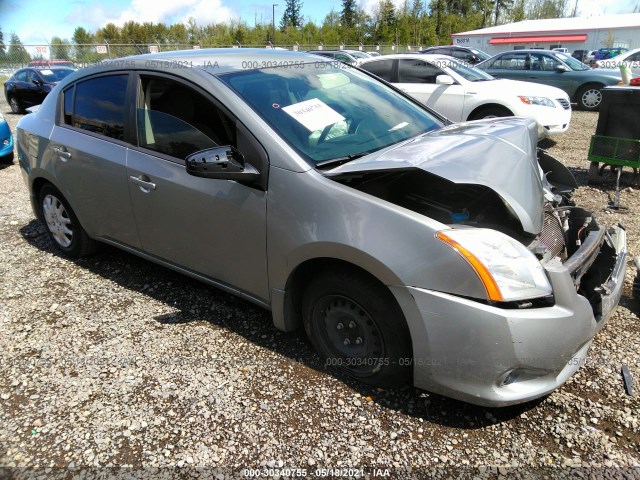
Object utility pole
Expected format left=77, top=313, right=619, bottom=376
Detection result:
left=273, top=4, right=279, bottom=45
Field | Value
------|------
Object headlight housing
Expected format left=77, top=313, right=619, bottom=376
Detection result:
left=518, top=96, right=556, bottom=108
left=436, top=228, right=552, bottom=302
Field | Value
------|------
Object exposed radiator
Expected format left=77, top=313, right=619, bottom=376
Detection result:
left=540, top=211, right=567, bottom=260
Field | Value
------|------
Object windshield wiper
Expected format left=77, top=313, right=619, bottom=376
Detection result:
left=316, top=152, right=368, bottom=169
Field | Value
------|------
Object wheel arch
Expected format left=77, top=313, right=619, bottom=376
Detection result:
left=274, top=255, right=406, bottom=334
left=467, top=103, right=514, bottom=121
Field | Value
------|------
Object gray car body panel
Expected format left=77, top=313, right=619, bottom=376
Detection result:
left=15, top=49, right=627, bottom=407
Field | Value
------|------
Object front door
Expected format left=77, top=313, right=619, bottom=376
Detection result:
left=126, top=74, right=269, bottom=300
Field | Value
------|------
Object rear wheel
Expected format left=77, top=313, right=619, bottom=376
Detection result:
left=302, top=268, right=412, bottom=387
left=469, top=106, right=513, bottom=120
left=8, top=96, right=23, bottom=114
left=39, top=184, right=97, bottom=258
left=577, top=85, right=603, bottom=111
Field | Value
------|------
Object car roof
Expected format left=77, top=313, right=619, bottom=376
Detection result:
left=359, top=53, right=455, bottom=65
left=493, top=49, right=560, bottom=54
left=90, top=48, right=333, bottom=75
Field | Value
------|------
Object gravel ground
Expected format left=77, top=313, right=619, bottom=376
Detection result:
left=0, top=99, right=639, bottom=479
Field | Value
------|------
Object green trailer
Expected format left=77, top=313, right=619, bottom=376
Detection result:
left=587, top=134, right=640, bottom=185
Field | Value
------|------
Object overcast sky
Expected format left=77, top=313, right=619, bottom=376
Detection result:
left=1, top=0, right=637, bottom=45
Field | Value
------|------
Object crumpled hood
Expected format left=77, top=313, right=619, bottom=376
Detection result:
left=326, top=117, right=545, bottom=234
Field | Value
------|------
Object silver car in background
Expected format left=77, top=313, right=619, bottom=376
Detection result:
left=16, top=49, right=626, bottom=407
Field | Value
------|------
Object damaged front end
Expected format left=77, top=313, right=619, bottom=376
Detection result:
left=325, top=117, right=626, bottom=323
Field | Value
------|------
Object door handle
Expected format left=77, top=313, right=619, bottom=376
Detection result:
left=52, top=146, right=72, bottom=160
left=129, top=175, right=157, bottom=192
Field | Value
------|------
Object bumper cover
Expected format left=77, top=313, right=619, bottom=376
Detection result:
left=392, top=225, right=626, bottom=407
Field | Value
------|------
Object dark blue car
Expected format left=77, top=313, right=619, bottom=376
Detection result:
left=4, top=67, right=75, bottom=114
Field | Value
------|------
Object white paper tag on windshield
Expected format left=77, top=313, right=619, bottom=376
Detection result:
left=282, top=98, right=345, bottom=132
left=40, top=69, right=54, bottom=75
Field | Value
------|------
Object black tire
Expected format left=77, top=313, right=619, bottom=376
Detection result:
left=302, top=268, right=412, bottom=387
left=38, top=183, right=97, bottom=258
left=8, top=96, right=23, bottom=114
left=0, top=152, right=13, bottom=164
left=576, top=84, right=603, bottom=111
left=469, top=106, right=513, bottom=120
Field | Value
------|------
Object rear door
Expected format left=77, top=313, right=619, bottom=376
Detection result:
left=49, top=73, right=141, bottom=248
left=126, top=73, right=269, bottom=301
left=395, top=58, right=465, bottom=121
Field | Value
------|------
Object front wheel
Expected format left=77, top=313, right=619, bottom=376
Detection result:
left=577, top=85, right=603, bottom=111
left=302, top=269, right=412, bottom=387
left=39, top=184, right=97, bottom=258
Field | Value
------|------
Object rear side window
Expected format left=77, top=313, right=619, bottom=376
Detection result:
left=360, top=59, right=394, bottom=81
left=72, top=75, right=128, bottom=140
left=14, top=70, right=28, bottom=82
left=398, top=59, right=442, bottom=83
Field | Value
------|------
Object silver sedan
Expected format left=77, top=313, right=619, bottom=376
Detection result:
left=16, top=49, right=626, bottom=406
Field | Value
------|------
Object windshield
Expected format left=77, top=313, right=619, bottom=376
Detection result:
left=444, top=58, right=495, bottom=81
left=347, top=51, right=370, bottom=59
left=39, top=68, right=74, bottom=82
left=553, top=52, right=589, bottom=71
left=471, top=49, right=491, bottom=62
left=220, top=64, right=443, bottom=165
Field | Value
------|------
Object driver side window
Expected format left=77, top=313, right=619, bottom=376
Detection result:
left=136, top=76, right=236, bottom=161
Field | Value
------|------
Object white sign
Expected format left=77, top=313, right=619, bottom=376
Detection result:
left=282, top=98, right=345, bottom=132
left=35, top=46, right=49, bottom=55
left=193, top=45, right=201, bottom=49
left=455, top=37, right=471, bottom=44
left=96, top=45, right=108, bottom=54
left=292, top=44, right=299, bottom=51
left=232, top=45, right=239, bottom=48
left=148, top=45, right=159, bottom=53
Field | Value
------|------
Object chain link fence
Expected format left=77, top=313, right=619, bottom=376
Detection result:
left=0, top=42, right=425, bottom=77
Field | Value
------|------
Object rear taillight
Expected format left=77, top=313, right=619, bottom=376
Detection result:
left=630, top=77, right=640, bottom=86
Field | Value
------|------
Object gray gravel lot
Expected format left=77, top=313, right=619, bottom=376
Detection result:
left=0, top=97, right=639, bottom=479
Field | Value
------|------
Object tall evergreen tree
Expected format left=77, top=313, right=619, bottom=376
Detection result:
left=0, top=28, right=6, bottom=63
left=281, top=0, right=304, bottom=28
left=51, top=36, right=71, bottom=60
left=341, top=0, right=357, bottom=28
left=9, top=33, right=30, bottom=63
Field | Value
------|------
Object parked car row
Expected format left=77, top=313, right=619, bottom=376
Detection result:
left=357, top=53, right=571, bottom=134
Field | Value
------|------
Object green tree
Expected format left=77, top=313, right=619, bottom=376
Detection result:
left=0, top=28, right=6, bottom=64
left=493, top=0, right=514, bottom=25
left=8, top=33, right=30, bottom=64
left=72, top=26, right=95, bottom=63
left=341, top=0, right=357, bottom=28
left=51, top=36, right=71, bottom=60
left=96, top=23, right=121, bottom=43
left=281, top=0, right=304, bottom=29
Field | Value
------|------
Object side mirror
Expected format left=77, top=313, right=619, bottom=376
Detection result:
left=435, top=75, right=455, bottom=85
left=186, top=146, right=260, bottom=183
left=554, top=64, right=570, bottom=73
left=32, top=79, right=43, bottom=86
